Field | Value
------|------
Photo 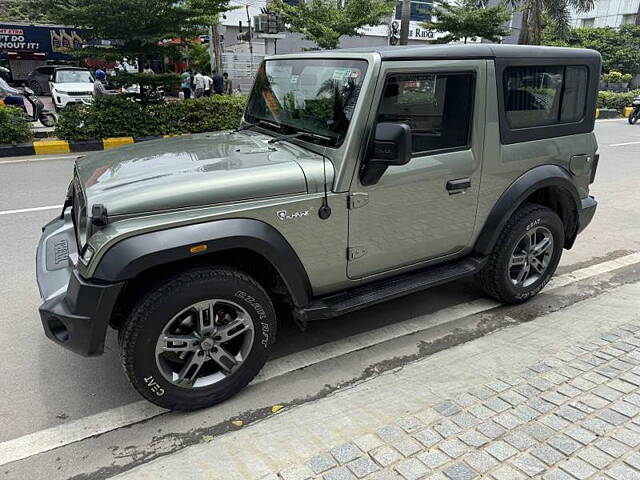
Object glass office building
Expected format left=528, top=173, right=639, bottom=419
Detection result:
left=571, top=0, right=639, bottom=27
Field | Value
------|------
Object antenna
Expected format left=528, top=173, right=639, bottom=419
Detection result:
left=318, top=156, right=332, bottom=220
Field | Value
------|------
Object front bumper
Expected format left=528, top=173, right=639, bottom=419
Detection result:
left=36, top=209, right=123, bottom=356
left=577, top=196, right=597, bottom=235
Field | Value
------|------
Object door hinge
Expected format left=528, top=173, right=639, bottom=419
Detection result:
left=347, top=246, right=367, bottom=261
left=348, top=192, right=369, bottom=209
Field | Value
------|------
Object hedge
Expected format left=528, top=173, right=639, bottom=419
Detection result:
left=598, top=89, right=640, bottom=110
left=55, top=95, right=247, bottom=142
left=0, top=106, right=32, bottom=144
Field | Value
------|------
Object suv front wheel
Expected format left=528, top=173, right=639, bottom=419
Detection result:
left=478, top=203, right=564, bottom=304
left=120, top=267, right=276, bottom=410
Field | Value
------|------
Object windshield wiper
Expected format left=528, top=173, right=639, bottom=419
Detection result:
left=268, top=131, right=333, bottom=145
left=233, top=119, right=282, bottom=133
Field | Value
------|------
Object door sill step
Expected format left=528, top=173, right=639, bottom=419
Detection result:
left=295, top=255, right=486, bottom=324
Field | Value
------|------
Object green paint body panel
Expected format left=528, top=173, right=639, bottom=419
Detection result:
left=71, top=46, right=599, bottom=299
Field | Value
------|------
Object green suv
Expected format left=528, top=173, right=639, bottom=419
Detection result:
left=36, top=45, right=601, bottom=410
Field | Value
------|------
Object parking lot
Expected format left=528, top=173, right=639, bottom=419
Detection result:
left=1, top=119, right=640, bottom=479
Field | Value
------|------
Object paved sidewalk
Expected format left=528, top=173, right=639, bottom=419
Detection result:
left=113, top=279, right=640, bottom=480
left=266, top=324, right=640, bottom=480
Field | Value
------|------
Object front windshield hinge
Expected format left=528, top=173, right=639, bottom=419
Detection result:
left=348, top=192, right=369, bottom=210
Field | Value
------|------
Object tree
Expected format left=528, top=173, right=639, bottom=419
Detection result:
left=421, top=0, right=512, bottom=44
left=185, top=41, right=212, bottom=74
left=502, top=0, right=595, bottom=45
left=0, top=0, right=50, bottom=22
left=34, top=0, right=230, bottom=68
left=543, top=24, right=640, bottom=75
left=268, top=0, right=396, bottom=50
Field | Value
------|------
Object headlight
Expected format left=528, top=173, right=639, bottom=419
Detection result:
left=72, top=180, right=90, bottom=250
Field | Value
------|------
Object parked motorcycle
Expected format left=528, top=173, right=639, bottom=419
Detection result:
left=22, top=87, right=56, bottom=127
left=630, top=95, right=640, bottom=125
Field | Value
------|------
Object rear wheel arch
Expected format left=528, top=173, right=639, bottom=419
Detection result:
left=474, top=165, right=580, bottom=255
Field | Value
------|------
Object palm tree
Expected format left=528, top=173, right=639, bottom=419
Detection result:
left=503, top=0, right=595, bottom=45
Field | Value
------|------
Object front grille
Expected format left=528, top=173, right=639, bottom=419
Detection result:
left=66, top=91, right=91, bottom=97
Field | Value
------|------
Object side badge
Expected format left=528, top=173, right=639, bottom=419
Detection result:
left=276, top=209, right=310, bottom=221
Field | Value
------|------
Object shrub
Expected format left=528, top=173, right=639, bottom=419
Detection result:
left=152, top=96, right=247, bottom=135
left=597, top=89, right=640, bottom=110
left=0, top=106, right=32, bottom=144
left=601, top=71, right=633, bottom=84
left=55, top=94, right=247, bottom=141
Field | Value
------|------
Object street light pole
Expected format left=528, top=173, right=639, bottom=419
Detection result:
left=399, top=0, right=411, bottom=45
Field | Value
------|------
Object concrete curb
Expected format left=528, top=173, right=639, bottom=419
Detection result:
left=0, top=135, right=177, bottom=158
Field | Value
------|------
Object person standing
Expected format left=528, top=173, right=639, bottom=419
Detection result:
left=203, top=73, right=213, bottom=97
left=180, top=69, right=192, bottom=100
left=193, top=71, right=206, bottom=98
left=212, top=70, right=223, bottom=95
left=222, top=72, right=233, bottom=95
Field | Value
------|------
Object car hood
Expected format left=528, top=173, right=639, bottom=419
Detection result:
left=75, top=131, right=330, bottom=216
left=53, top=82, right=93, bottom=92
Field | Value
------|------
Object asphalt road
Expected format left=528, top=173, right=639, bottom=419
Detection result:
left=0, top=119, right=639, bottom=478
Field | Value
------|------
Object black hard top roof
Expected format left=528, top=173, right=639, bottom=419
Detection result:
left=340, top=44, right=601, bottom=61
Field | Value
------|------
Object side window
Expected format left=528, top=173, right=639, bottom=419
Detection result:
left=504, top=65, right=588, bottom=129
left=561, top=66, right=588, bottom=123
left=377, top=72, right=475, bottom=154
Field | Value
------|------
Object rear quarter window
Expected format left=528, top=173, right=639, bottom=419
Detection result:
left=503, top=65, right=588, bottom=129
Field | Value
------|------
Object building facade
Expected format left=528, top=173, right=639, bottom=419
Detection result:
left=570, top=0, right=640, bottom=27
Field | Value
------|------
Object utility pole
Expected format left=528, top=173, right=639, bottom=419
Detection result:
left=208, top=24, right=215, bottom=75
left=245, top=4, right=254, bottom=72
left=399, top=0, right=411, bottom=45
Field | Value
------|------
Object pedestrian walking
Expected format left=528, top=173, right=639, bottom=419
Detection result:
left=181, top=69, right=192, bottom=100
left=212, top=70, right=223, bottom=95
left=203, top=73, right=213, bottom=97
left=193, top=71, right=206, bottom=98
left=222, top=72, right=233, bottom=95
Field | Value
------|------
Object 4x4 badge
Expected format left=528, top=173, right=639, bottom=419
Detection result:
left=276, top=209, right=310, bottom=221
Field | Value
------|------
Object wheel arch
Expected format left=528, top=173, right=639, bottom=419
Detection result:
left=474, top=165, right=581, bottom=256
left=93, top=218, right=313, bottom=311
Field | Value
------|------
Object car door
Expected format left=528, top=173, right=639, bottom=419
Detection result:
left=347, top=60, right=486, bottom=279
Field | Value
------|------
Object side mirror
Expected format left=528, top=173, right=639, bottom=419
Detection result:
left=360, top=122, right=412, bottom=186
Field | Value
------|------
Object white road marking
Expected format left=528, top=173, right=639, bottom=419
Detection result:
left=1, top=251, right=640, bottom=466
left=0, top=154, right=80, bottom=165
left=0, top=205, right=61, bottom=216
left=608, top=140, right=640, bottom=147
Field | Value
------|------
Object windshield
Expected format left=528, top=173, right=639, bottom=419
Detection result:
left=55, top=70, right=93, bottom=83
left=245, top=58, right=368, bottom=147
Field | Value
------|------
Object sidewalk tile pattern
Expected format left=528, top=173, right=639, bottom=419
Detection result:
left=266, top=323, right=640, bottom=480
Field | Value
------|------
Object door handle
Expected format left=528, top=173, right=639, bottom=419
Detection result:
left=446, top=178, right=471, bottom=194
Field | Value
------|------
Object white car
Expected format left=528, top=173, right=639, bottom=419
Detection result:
left=49, top=67, right=94, bottom=109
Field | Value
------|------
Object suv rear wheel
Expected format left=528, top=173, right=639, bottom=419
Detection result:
left=120, top=267, right=276, bottom=410
left=478, top=203, right=564, bottom=304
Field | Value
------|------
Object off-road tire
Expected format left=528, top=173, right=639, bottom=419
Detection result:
left=478, top=203, right=564, bottom=304
left=120, top=267, right=276, bottom=410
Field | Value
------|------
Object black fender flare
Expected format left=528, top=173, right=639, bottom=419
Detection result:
left=93, top=218, right=313, bottom=307
left=473, top=164, right=580, bottom=255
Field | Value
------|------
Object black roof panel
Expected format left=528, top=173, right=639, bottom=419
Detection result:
left=339, top=44, right=601, bottom=61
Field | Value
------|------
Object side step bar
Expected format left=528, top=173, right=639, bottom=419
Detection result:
left=294, top=255, right=486, bottom=325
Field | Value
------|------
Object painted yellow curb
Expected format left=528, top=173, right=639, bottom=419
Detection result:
left=33, top=140, right=70, bottom=155
left=103, top=137, right=134, bottom=150
left=624, top=107, right=633, bottom=118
